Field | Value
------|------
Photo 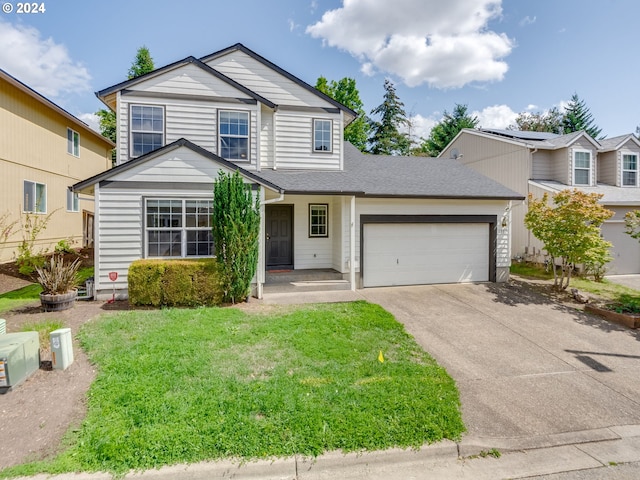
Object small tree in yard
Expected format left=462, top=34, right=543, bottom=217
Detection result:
left=524, top=190, right=613, bottom=290
left=212, top=171, right=260, bottom=303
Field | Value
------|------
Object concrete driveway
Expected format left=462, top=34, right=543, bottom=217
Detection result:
left=360, top=281, right=640, bottom=452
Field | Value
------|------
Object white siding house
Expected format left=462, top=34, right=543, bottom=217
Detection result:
left=76, top=44, right=522, bottom=299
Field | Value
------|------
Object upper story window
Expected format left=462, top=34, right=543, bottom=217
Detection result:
left=66, top=189, right=79, bottom=212
left=573, top=150, right=592, bottom=186
left=313, top=119, right=332, bottom=153
left=219, top=111, right=249, bottom=161
left=23, top=180, right=46, bottom=213
left=67, top=128, right=79, bottom=157
left=131, top=105, right=164, bottom=157
left=145, top=198, right=213, bottom=258
left=622, top=153, right=638, bottom=186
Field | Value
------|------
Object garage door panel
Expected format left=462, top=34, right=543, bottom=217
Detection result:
left=363, top=223, right=489, bottom=287
left=602, top=223, right=640, bottom=275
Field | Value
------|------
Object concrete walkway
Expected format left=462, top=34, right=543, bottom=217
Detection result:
left=17, top=282, right=640, bottom=479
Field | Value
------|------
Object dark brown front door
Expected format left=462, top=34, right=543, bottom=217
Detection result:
left=266, top=205, right=293, bottom=269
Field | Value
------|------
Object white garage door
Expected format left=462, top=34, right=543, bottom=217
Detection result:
left=363, top=223, right=490, bottom=287
left=602, top=223, right=640, bottom=275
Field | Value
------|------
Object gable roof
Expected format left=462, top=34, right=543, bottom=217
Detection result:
left=200, top=43, right=357, bottom=120
left=256, top=142, right=523, bottom=200
left=72, top=138, right=282, bottom=194
left=598, top=134, right=640, bottom=152
left=1, top=68, right=115, bottom=148
left=96, top=56, right=276, bottom=110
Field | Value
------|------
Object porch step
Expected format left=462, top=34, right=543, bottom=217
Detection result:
left=266, top=268, right=343, bottom=284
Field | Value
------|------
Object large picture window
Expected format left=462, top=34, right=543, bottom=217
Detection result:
left=622, top=153, right=638, bottom=186
left=309, top=204, right=328, bottom=237
left=131, top=105, right=164, bottom=157
left=23, top=180, right=46, bottom=213
left=313, top=119, right=332, bottom=152
left=219, top=111, right=249, bottom=160
left=573, top=150, right=592, bottom=186
left=145, top=199, right=213, bottom=258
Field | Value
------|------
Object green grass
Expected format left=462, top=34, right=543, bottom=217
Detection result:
left=511, top=262, right=640, bottom=305
left=0, top=301, right=464, bottom=477
left=0, top=266, right=94, bottom=314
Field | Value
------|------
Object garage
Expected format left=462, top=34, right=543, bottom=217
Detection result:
left=601, top=222, right=640, bottom=275
left=362, top=217, right=494, bottom=288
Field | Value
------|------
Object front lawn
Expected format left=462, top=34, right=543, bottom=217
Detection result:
left=2, top=301, right=464, bottom=477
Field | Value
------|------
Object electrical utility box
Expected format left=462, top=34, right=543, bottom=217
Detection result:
left=0, top=331, right=40, bottom=393
left=50, top=328, right=74, bottom=370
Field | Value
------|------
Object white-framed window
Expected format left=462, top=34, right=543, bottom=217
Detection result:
left=573, top=150, right=592, bottom=186
left=66, top=189, right=79, bottom=212
left=313, top=119, right=332, bottom=152
left=23, top=180, right=46, bottom=213
left=309, top=204, right=328, bottom=237
left=145, top=198, right=214, bottom=258
left=219, top=110, right=249, bottom=161
left=131, top=105, right=164, bottom=157
left=622, top=153, right=638, bottom=187
left=67, top=128, right=80, bottom=157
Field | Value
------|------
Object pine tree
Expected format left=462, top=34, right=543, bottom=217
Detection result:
left=562, top=93, right=603, bottom=139
left=421, top=104, right=479, bottom=157
left=212, top=171, right=261, bottom=304
left=127, top=46, right=155, bottom=79
left=315, top=76, right=370, bottom=152
left=368, top=79, right=410, bottom=156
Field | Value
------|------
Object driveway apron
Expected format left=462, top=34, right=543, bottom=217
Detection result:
left=360, top=282, right=640, bottom=444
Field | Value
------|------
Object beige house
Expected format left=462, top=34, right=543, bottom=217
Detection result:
left=0, top=68, right=114, bottom=263
left=441, top=128, right=640, bottom=274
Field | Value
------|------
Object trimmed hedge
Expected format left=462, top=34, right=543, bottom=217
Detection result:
left=128, top=259, right=222, bottom=307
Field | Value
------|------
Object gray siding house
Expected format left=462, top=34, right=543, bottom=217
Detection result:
left=442, top=129, right=640, bottom=274
left=74, top=44, right=522, bottom=299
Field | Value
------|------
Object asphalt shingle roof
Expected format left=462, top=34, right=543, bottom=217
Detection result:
left=255, top=142, right=523, bottom=199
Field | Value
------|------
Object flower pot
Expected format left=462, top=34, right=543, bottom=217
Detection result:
left=40, top=290, right=77, bottom=312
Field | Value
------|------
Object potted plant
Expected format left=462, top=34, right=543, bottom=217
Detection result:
left=36, top=255, right=81, bottom=312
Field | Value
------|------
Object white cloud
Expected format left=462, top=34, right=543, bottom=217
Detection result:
left=0, top=19, right=91, bottom=98
left=306, top=0, right=513, bottom=89
left=402, top=114, right=438, bottom=141
left=472, top=104, right=518, bottom=129
left=78, top=113, right=101, bottom=133
left=519, top=15, right=536, bottom=26
left=525, top=104, right=538, bottom=111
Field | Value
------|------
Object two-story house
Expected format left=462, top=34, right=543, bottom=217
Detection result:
left=0, top=69, right=114, bottom=263
left=441, top=128, right=640, bottom=274
left=73, top=44, right=523, bottom=300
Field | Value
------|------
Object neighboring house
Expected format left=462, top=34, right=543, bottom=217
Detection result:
left=441, top=128, right=640, bottom=274
left=0, top=69, right=115, bottom=263
left=73, top=43, right=523, bottom=299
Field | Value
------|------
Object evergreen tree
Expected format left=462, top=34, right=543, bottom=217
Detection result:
left=315, top=76, right=370, bottom=152
left=562, top=93, right=603, bottom=139
left=421, top=104, right=479, bottom=157
left=127, top=45, right=155, bottom=79
left=212, top=171, right=261, bottom=304
left=368, top=79, right=410, bottom=156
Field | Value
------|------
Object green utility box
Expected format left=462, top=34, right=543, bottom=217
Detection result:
left=0, top=331, right=40, bottom=393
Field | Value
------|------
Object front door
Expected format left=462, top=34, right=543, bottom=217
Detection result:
left=266, top=205, right=293, bottom=269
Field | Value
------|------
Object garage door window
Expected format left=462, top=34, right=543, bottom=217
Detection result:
left=309, top=204, right=328, bottom=237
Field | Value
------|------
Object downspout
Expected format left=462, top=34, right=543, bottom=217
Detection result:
left=527, top=147, right=538, bottom=250
left=349, top=195, right=356, bottom=291
left=256, top=190, right=285, bottom=299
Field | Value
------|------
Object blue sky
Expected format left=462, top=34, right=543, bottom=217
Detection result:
left=0, top=0, right=637, bottom=141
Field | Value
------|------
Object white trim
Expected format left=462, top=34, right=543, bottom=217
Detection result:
left=621, top=151, right=638, bottom=187
left=312, top=118, right=333, bottom=153
left=66, top=189, right=79, bottom=212
left=130, top=104, right=165, bottom=158
left=572, top=148, right=592, bottom=186
left=23, top=179, right=47, bottom=213
left=218, top=109, right=250, bottom=162
left=67, top=127, right=80, bottom=157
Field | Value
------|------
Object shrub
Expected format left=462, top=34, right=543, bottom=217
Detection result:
left=54, top=238, right=75, bottom=254
left=36, top=255, right=82, bottom=294
left=128, top=259, right=222, bottom=307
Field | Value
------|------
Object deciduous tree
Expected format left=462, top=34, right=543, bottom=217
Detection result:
left=315, top=76, right=370, bottom=152
left=368, top=79, right=410, bottom=156
left=524, top=190, right=613, bottom=290
left=508, top=107, right=563, bottom=133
